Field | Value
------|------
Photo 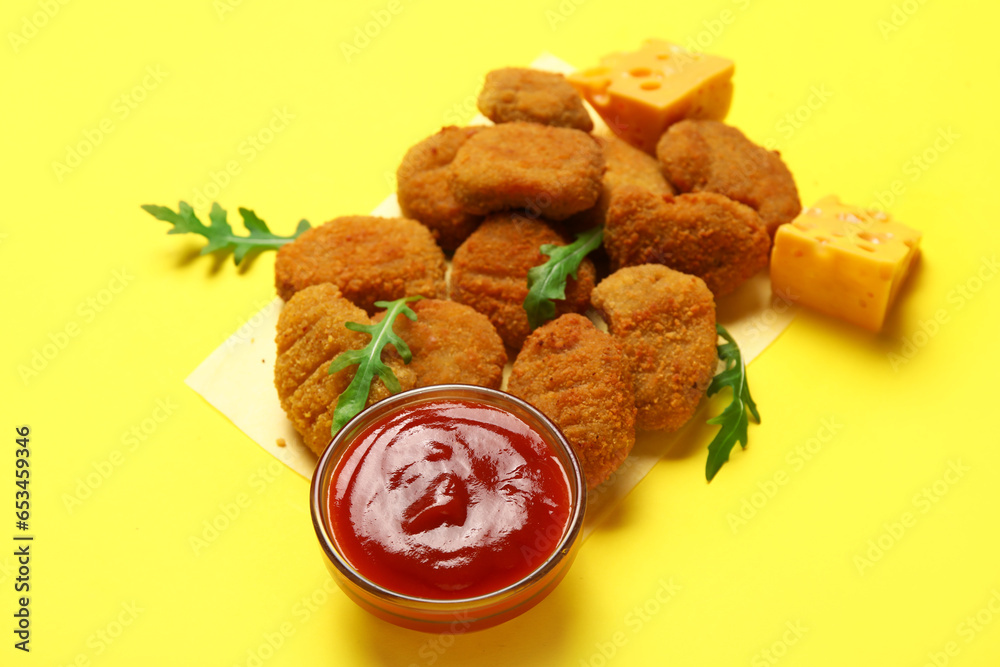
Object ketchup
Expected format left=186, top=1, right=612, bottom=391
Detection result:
left=328, top=398, right=572, bottom=599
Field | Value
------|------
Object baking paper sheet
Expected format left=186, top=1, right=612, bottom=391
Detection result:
left=185, top=54, right=797, bottom=537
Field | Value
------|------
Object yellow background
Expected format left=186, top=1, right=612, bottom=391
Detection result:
left=3, top=0, right=999, bottom=665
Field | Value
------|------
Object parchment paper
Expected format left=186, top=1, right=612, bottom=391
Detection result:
left=185, top=54, right=797, bottom=537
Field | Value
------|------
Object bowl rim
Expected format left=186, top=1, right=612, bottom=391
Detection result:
left=309, top=383, right=587, bottom=609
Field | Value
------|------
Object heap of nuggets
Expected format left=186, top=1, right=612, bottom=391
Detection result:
left=273, top=66, right=801, bottom=489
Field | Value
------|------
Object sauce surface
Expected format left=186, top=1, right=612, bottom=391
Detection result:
left=329, top=398, right=571, bottom=599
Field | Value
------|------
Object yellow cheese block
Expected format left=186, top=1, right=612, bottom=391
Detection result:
left=769, top=196, right=922, bottom=332
left=568, top=40, right=734, bottom=154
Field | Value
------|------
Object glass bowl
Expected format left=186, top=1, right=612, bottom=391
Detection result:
left=309, top=384, right=586, bottom=633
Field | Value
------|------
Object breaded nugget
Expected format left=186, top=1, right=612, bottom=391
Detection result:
left=477, top=68, right=594, bottom=131
left=373, top=299, right=507, bottom=389
left=450, top=122, right=604, bottom=221
left=274, top=215, right=446, bottom=312
left=508, top=314, right=635, bottom=489
left=604, top=186, right=770, bottom=297
left=396, top=126, right=484, bottom=250
left=656, top=119, right=801, bottom=236
left=591, top=265, right=717, bottom=432
left=451, top=213, right=596, bottom=349
left=567, top=133, right=675, bottom=234
left=274, top=284, right=416, bottom=455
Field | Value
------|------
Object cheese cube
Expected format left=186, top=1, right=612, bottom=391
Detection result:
left=568, top=40, right=734, bottom=154
left=769, top=196, right=922, bottom=332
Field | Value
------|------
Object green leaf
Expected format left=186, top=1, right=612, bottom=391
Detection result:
left=141, top=201, right=311, bottom=265
left=523, top=225, right=604, bottom=330
left=705, top=324, right=760, bottom=481
left=328, top=296, right=422, bottom=434
left=141, top=202, right=207, bottom=236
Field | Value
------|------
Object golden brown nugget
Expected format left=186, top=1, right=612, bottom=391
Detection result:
left=656, top=119, right=801, bottom=236
left=450, top=213, right=596, bottom=349
left=508, top=314, right=636, bottom=490
left=274, top=216, right=446, bottom=312
left=396, top=126, right=484, bottom=250
left=275, top=282, right=345, bottom=356
left=567, top=133, right=675, bottom=234
left=374, top=299, right=507, bottom=389
left=274, top=284, right=416, bottom=456
left=591, top=265, right=717, bottom=433
left=604, top=186, right=770, bottom=297
left=274, top=283, right=356, bottom=400
left=450, top=122, right=604, bottom=221
left=477, top=68, right=594, bottom=131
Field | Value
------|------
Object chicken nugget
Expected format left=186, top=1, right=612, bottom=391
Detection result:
left=591, top=265, right=717, bottom=432
left=396, top=126, right=484, bottom=250
left=274, top=215, right=446, bottom=313
left=656, top=119, right=801, bottom=236
left=274, top=284, right=416, bottom=456
left=604, top=186, right=770, bottom=297
left=566, top=133, right=675, bottom=234
left=508, top=314, right=636, bottom=489
left=373, top=299, right=507, bottom=389
left=477, top=68, right=594, bottom=131
left=450, top=122, right=604, bottom=221
left=451, top=212, right=596, bottom=349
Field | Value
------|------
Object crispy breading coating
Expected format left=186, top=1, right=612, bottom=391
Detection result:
left=373, top=299, right=507, bottom=389
left=396, top=126, right=484, bottom=250
left=567, top=133, right=675, bottom=234
left=508, top=314, right=636, bottom=489
left=591, top=265, right=717, bottom=432
left=477, top=68, right=594, bottom=131
left=450, top=212, right=596, bottom=349
left=602, top=133, right=676, bottom=197
left=604, top=186, right=770, bottom=297
left=450, top=122, right=604, bottom=221
left=656, top=119, right=801, bottom=236
left=274, top=284, right=416, bottom=456
left=274, top=216, right=446, bottom=313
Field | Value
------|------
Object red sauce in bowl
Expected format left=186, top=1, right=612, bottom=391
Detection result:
left=328, top=398, right=572, bottom=600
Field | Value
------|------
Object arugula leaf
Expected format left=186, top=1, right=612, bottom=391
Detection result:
left=705, top=325, right=761, bottom=481
left=328, top=296, right=422, bottom=435
left=141, top=201, right=310, bottom=265
left=524, top=225, right=604, bottom=330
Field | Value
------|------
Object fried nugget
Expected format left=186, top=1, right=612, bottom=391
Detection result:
left=274, top=216, right=446, bottom=313
left=604, top=186, right=770, bottom=297
left=477, top=68, right=594, bottom=131
left=274, top=284, right=416, bottom=456
left=450, top=122, right=604, bottom=221
left=396, top=126, right=484, bottom=250
left=450, top=213, right=596, bottom=349
left=373, top=299, right=507, bottom=389
left=567, top=133, right=675, bottom=234
left=656, top=119, right=801, bottom=236
left=591, top=265, right=717, bottom=432
left=508, top=314, right=635, bottom=489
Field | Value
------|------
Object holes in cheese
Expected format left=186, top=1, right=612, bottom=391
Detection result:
left=769, top=195, right=922, bottom=332
left=568, top=40, right=734, bottom=154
